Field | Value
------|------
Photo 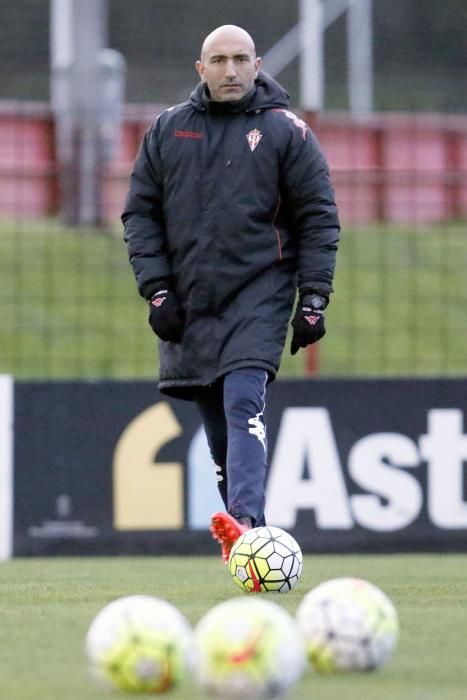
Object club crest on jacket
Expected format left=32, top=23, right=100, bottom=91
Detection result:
left=247, top=128, right=263, bottom=152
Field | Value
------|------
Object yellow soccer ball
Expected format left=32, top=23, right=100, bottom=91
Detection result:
left=229, top=526, right=303, bottom=593
left=86, top=595, right=192, bottom=693
left=194, top=597, right=305, bottom=699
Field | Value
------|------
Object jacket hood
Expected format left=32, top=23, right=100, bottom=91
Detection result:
left=189, top=71, right=290, bottom=113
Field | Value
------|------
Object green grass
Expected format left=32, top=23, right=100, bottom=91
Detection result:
left=324, top=222, right=467, bottom=376
left=1, top=555, right=466, bottom=699
left=0, top=222, right=155, bottom=378
left=0, top=555, right=467, bottom=700
left=0, top=219, right=466, bottom=378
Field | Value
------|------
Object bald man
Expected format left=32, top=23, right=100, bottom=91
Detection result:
left=123, top=25, right=340, bottom=562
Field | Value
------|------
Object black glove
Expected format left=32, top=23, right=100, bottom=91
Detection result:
left=290, top=293, right=327, bottom=355
left=148, top=287, right=185, bottom=343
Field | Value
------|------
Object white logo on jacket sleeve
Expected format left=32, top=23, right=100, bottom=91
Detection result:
left=246, top=128, right=263, bottom=152
left=273, top=109, right=308, bottom=140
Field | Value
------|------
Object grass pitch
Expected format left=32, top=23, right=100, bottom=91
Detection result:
left=1, top=554, right=466, bottom=700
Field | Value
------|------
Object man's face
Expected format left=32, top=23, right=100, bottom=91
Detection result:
left=196, top=33, right=261, bottom=102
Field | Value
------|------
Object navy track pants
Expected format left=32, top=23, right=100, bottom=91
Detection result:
left=194, top=367, right=269, bottom=527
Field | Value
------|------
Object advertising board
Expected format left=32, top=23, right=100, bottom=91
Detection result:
left=11, top=378, right=467, bottom=555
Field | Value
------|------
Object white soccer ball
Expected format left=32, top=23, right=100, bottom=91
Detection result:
left=85, top=594, right=192, bottom=693
left=296, top=577, right=399, bottom=673
left=194, top=597, right=306, bottom=699
left=229, top=526, right=303, bottom=593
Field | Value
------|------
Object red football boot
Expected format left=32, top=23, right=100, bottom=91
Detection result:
left=210, top=512, right=251, bottom=564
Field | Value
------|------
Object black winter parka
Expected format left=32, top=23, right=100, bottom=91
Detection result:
left=122, top=72, right=340, bottom=399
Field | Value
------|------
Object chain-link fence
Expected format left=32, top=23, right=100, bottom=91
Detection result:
left=3, top=220, right=464, bottom=379
left=0, top=102, right=466, bottom=380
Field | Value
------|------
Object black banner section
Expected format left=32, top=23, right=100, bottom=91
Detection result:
left=13, top=379, right=467, bottom=555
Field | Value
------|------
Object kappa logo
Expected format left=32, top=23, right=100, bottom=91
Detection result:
left=304, top=314, right=320, bottom=326
left=274, top=109, right=308, bottom=140
left=246, top=128, right=263, bottom=152
left=248, top=412, right=267, bottom=451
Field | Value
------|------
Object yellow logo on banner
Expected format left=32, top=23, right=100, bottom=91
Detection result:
left=113, top=403, right=183, bottom=530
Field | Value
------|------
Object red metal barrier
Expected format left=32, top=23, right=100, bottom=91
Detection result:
left=0, top=101, right=58, bottom=217
left=1, top=101, right=466, bottom=224
left=313, top=112, right=467, bottom=224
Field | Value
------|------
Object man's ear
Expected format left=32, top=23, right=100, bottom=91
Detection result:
left=195, top=60, right=205, bottom=81
left=255, top=56, right=262, bottom=77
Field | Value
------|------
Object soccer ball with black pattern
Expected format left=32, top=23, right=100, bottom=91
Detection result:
left=229, top=526, right=303, bottom=593
left=85, top=595, right=193, bottom=693
left=296, top=577, right=399, bottom=673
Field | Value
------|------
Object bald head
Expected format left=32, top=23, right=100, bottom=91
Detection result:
left=196, top=25, right=261, bottom=102
left=201, top=25, right=256, bottom=61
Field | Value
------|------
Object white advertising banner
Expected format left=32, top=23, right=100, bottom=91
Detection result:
left=0, top=375, right=13, bottom=561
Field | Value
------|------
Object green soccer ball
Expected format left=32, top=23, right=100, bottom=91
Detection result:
left=296, top=577, right=399, bottom=673
left=194, top=597, right=305, bottom=699
left=229, top=526, right=303, bottom=593
left=85, top=595, right=192, bottom=693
